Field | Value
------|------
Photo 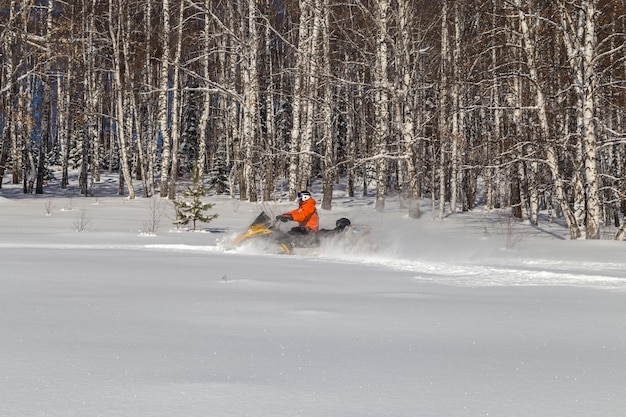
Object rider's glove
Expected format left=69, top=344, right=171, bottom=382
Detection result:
left=276, top=214, right=292, bottom=222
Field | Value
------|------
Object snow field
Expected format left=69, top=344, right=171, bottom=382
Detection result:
left=2, top=191, right=626, bottom=416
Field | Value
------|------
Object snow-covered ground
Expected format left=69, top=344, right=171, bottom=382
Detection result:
left=1, top=176, right=625, bottom=417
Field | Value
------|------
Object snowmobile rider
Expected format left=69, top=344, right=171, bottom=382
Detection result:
left=276, top=190, right=319, bottom=234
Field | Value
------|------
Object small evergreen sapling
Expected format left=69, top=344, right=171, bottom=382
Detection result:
left=173, top=167, right=218, bottom=231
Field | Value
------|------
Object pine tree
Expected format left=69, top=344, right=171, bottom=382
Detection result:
left=68, top=131, right=84, bottom=170
left=207, top=148, right=229, bottom=194
left=173, top=165, right=218, bottom=231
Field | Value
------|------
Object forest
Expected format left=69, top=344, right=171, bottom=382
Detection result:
left=1, top=0, right=625, bottom=240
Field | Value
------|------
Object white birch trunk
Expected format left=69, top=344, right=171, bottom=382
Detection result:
left=374, top=0, right=390, bottom=212
left=397, top=0, right=420, bottom=218
left=263, top=10, right=276, bottom=202
left=297, top=0, right=323, bottom=192
left=320, top=0, right=333, bottom=210
left=0, top=86, right=12, bottom=187
left=288, top=0, right=312, bottom=199
left=437, top=0, right=449, bottom=221
left=345, top=65, right=356, bottom=197
left=3, top=0, right=26, bottom=188
left=486, top=8, right=502, bottom=212
left=580, top=0, right=601, bottom=239
left=241, top=0, right=259, bottom=202
left=144, top=0, right=155, bottom=194
left=1, top=1, right=16, bottom=186
left=225, top=6, right=239, bottom=200
left=449, top=0, right=461, bottom=214
left=515, top=0, right=566, bottom=230
left=85, top=0, right=101, bottom=190
left=108, top=0, right=135, bottom=199
left=558, top=0, right=601, bottom=238
left=158, top=0, right=171, bottom=197
left=515, top=0, right=580, bottom=236
left=121, top=8, right=147, bottom=197
left=168, top=0, right=185, bottom=200
left=8, top=2, right=19, bottom=186
left=556, top=1, right=587, bottom=237
left=196, top=0, right=211, bottom=180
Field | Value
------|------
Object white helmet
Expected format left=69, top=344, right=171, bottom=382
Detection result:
left=298, top=190, right=311, bottom=201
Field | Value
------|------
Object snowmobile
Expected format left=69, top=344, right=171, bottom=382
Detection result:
left=233, top=211, right=359, bottom=255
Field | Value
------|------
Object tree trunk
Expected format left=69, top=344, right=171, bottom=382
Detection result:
left=437, top=0, right=449, bottom=221
left=122, top=7, right=147, bottom=197
left=449, top=0, right=462, bottom=214
left=196, top=1, right=210, bottom=180
left=580, top=0, right=601, bottom=239
left=558, top=0, right=601, bottom=238
left=397, top=0, right=420, bottom=219
left=57, top=75, right=70, bottom=189
left=143, top=0, right=155, bottom=194
left=288, top=0, right=311, bottom=200
left=297, top=0, right=323, bottom=193
left=374, top=0, right=390, bottom=212
left=158, top=0, right=171, bottom=197
left=0, top=0, right=16, bottom=189
left=515, top=0, right=580, bottom=236
left=168, top=0, right=186, bottom=200
left=320, top=0, right=333, bottom=211
left=263, top=5, right=276, bottom=202
left=109, top=0, right=135, bottom=199
left=241, top=0, right=259, bottom=202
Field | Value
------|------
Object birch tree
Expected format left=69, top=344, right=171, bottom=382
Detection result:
left=167, top=0, right=186, bottom=200
left=241, top=0, right=260, bottom=202
left=9, top=0, right=37, bottom=188
left=320, top=0, right=334, bottom=210
left=288, top=0, right=313, bottom=199
left=437, top=0, right=450, bottom=220
left=262, top=0, right=277, bottom=202
left=158, top=0, right=172, bottom=198
left=0, top=0, right=19, bottom=188
left=297, top=0, right=324, bottom=193
left=514, top=0, right=581, bottom=237
left=2, top=0, right=626, bottom=236
left=557, top=0, right=602, bottom=239
left=373, top=0, right=390, bottom=212
left=195, top=0, right=212, bottom=180
left=448, top=0, right=462, bottom=214
left=81, top=0, right=102, bottom=195
left=394, top=0, right=424, bottom=219
left=224, top=1, right=242, bottom=200
left=143, top=0, right=156, bottom=194
left=122, top=3, right=151, bottom=197
left=108, top=0, right=135, bottom=198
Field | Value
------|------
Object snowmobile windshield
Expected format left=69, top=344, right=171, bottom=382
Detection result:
left=251, top=212, right=272, bottom=227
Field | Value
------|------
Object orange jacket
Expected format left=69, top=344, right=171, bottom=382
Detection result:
left=284, top=197, right=319, bottom=232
